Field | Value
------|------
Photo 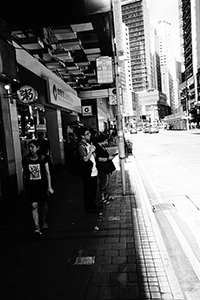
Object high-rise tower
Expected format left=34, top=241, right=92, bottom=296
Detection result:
left=121, top=0, right=152, bottom=92
left=180, top=0, right=200, bottom=106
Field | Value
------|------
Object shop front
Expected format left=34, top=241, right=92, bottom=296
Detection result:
left=0, top=38, right=19, bottom=201
left=46, top=78, right=82, bottom=165
left=16, top=65, right=49, bottom=157
left=16, top=67, right=82, bottom=167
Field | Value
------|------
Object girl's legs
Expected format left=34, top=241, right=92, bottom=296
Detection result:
left=82, top=176, right=98, bottom=212
left=99, top=171, right=110, bottom=201
left=31, top=202, right=41, bottom=233
left=90, top=176, right=98, bottom=208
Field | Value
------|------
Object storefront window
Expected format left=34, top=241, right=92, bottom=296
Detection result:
left=17, top=102, right=46, bottom=156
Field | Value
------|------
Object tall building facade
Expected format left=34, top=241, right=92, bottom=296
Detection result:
left=180, top=0, right=200, bottom=107
left=150, top=26, right=162, bottom=92
left=155, top=20, right=181, bottom=113
left=121, top=0, right=152, bottom=92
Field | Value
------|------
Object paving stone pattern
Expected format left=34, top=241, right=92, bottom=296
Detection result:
left=0, top=165, right=181, bottom=300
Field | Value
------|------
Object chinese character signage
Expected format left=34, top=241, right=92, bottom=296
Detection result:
left=17, top=85, right=38, bottom=104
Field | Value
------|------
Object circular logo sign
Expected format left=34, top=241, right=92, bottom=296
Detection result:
left=17, top=85, right=38, bottom=104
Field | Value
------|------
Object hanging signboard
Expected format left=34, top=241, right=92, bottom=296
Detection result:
left=82, top=105, right=93, bottom=116
left=96, top=56, right=113, bottom=84
left=17, top=85, right=38, bottom=104
left=108, top=88, right=117, bottom=105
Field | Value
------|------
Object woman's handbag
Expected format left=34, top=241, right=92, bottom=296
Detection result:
left=69, top=149, right=93, bottom=177
left=101, top=160, right=116, bottom=174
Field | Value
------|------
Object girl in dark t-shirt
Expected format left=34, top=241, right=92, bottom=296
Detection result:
left=22, top=139, right=54, bottom=235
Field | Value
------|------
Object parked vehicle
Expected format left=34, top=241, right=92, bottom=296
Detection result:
left=143, top=127, right=150, bottom=133
left=149, top=126, right=159, bottom=134
left=130, top=128, right=137, bottom=134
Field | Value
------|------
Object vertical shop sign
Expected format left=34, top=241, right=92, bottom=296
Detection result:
left=108, top=88, right=117, bottom=105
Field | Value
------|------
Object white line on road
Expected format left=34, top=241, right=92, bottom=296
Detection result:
left=165, top=210, right=200, bottom=281
left=128, top=158, right=184, bottom=300
left=136, top=155, right=200, bottom=281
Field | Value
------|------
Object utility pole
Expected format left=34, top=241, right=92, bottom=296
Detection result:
left=186, top=83, right=190, bottom=131
left=112, top=0, right=126, bottom=195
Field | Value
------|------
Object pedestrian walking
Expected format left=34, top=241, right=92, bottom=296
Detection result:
left=77, top=127, right=100, bottom=214
left=95, top=132, right=116, bottom=204
left=22, top=139, right=54, bottom=234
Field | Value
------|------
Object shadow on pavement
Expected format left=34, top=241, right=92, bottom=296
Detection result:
left=0, top=165, right=155, bottom=299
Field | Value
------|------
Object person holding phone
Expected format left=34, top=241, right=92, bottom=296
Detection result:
left=77, top=127, right=100, bottom=214
left=95, top=132, right=116, bottom=204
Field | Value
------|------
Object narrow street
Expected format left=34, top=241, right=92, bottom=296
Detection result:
left=126, top=129, right=200, bottom=300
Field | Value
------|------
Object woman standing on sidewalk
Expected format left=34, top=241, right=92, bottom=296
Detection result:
left=22, top=139, right=54, bottom=234
left=95, top=132, right=116, bottom=204
left=77, top=127, right=99, bottom=213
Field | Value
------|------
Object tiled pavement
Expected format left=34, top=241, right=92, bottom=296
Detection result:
left=0, top=157, right=184, bottom=300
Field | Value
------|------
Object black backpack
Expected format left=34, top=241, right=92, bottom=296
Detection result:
left=68, top=144, right=93, bottom=177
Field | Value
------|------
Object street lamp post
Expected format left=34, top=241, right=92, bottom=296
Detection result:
left=186, top=84, right=190, bottom=131
left=112, top=0, right=126, bottom=195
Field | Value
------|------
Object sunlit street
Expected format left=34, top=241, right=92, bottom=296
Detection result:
left=126, top=129, right=200, bottom=299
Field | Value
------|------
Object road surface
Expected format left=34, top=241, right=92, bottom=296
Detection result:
left=127, top=129, right=200, bottom=300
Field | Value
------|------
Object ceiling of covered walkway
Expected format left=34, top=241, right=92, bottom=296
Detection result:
left=0, top=0, right=114, bottom=92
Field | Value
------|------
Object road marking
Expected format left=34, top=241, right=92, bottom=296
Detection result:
left=151, top=164, right=200, bottom=175
left=128, top=158, right=184, bottom=300
left=165, top=211, right=200, bottom=281
left=174, top=200, right=200, bottom=250
left=136, top=156, right=200, bottom=282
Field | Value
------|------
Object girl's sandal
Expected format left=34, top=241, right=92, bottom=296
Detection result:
left=107, top=196, right=114, bottom=201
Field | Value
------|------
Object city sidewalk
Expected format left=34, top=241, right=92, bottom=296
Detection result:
left=0, top=156, right=184, bottom=300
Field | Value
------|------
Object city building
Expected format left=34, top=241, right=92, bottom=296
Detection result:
left=121, top=0, right=152, bottom=92
left=137, top=89, right=168, bottom=123
left=150, top=26, right=162, bottom=92
left=180, top=0, right=200, bottom=102
left=154, top=20, right=180, bottom=113
left=0, top=1, right=116, bottom=202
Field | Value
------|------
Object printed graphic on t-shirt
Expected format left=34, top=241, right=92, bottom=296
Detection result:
left=29, top=164, right=41, bottom=180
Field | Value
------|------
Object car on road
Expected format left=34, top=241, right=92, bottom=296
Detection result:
left=143, top=127, right=150, bottom=133
left=149, top=126, right=159, bottom=134
left=130, top=128, right=137, bottom=134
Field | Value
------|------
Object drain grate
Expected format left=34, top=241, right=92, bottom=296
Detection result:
left=152, top=202, right=175, bottom=212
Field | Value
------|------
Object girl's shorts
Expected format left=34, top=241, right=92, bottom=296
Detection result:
left=27, top=183, right=48, bottom=203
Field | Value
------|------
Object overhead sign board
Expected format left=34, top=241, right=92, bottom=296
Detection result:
left=48, top=78, right=81, bottom=113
